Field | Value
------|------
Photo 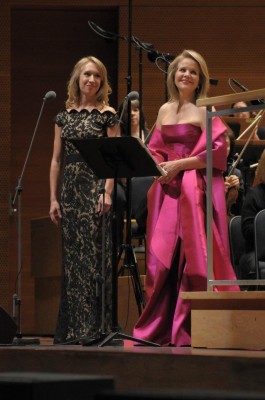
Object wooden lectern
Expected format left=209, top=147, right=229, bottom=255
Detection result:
left=181, top=89, right=265, bottom=350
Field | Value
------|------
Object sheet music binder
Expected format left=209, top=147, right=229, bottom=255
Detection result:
left=71, top=136, right=166, bottom=179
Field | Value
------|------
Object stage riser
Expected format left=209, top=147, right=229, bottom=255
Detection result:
left=1, top=348, right=265, bottom=394
left=181, top=292, right=265, bottom=350
left=0, top=372, right=114, bottom=400
left=192, top=310, right=265, bottom=350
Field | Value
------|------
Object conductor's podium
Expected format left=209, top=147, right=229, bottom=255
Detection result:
left=31, top=216, right=145, bottom=336
left=191, top=88, right=265, bottom=351
left=181, top=291, right=265, bottom=350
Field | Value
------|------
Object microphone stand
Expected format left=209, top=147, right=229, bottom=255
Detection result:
left=88, top=20, right=153, bottom=131
left=131, top=36, right=152, bottom=140
left=86, top=2, right=158, bottom=347
left=87, top=6, right=159, bottom=346
left=119, top=0, right=146, bottom=314
left=11, top=91, right=55, bottom=345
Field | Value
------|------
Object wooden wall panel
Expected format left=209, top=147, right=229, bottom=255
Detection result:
left=0, top=3, right=11, bottom=312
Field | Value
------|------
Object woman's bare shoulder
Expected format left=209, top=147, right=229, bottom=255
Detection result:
left=158, top=101, right=173, bottom=116
left=101, top=105, right=116, bottom=114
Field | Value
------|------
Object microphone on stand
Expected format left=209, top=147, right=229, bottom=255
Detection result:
left=117, top=91, right=139, bottom=128
left=11, top=90, right=56, bottom=345
left=124, top=91, right=139, bottom=102
left=231, top=78, right=249, bottom=92
left=230, top=79, right=264, bottom=105
left=11, top=90, right=57, bottom=211
left=147, top=49, right=175, bottom=63
left=43, top=90, right=56, bottom=101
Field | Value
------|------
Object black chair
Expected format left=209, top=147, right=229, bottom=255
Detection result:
left=254, top=209, right=265, bottom=280
left=257, top=126, right=265, bottom=140
left=228, top=215, right=245, bottom=279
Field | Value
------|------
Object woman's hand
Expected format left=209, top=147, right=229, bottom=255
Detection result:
left=49, top=200, right=62, bottom=225
left=97, top=192, right=112, bottom=216
left=157, top=160, right=182, bottom=184
left=225, top=175, right=240, bottom=192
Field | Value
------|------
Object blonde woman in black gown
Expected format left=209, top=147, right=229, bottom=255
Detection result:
left=49, top=56, right=120, bottom=344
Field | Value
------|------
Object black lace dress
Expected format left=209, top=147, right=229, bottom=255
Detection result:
left=53, top=108, right=117, bottom=344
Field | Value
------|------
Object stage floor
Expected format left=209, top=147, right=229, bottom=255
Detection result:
left=1, top=337, right=265, bottom=395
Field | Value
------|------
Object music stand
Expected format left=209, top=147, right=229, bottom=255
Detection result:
left=72, top=136, right=164, bottom=347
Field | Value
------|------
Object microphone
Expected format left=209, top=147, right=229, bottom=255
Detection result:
left=124, top=91, right=139, bottom=102
left=43, top=91, right=56, bottom=101
left=231, top=78, right=248, bottom=92
left=11, top=91, right=57, bottom=209
left=231, top=79, right=264, bottom=105
left=116, top=91, right=139, bottom=133
left=147, top=49, right=175, bottom=63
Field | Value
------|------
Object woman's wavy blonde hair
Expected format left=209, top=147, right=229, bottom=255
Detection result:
left=65, top=56, right=112, bottom=109
left=167, top=49, right=210, bottom=102
left=253, top=149, right=265, bottom=186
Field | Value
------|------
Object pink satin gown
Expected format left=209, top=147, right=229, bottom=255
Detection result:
left=133, top=117, right=240, bottom=347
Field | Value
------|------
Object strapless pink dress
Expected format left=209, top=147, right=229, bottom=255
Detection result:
left=133, top=117, right=239, bottom=347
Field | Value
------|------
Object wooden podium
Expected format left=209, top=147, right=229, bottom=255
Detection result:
left=180, top=89, right=265, bottom=350
left=181, top=291, right=265, bottom=350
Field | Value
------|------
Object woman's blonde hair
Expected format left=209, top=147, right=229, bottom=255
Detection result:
left=253, top=149, right=265, bottom=186
left=65, top=56, right=112, bottom=109
left=167, top=49, right=210, bottom=102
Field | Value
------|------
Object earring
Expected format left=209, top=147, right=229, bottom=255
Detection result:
left=195, top=86, right=201, bottom=97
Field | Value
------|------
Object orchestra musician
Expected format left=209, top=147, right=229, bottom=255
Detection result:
left=231, top=101, right=265, bottom=139
left=225, top=105, right=265, bottom=194
left=224, top=130, right=245, bottom=219
left=239, top=149, right=265, bottom=283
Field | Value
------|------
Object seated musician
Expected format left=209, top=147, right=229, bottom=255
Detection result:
left=231, top=101, right=265, bottom=139
left=231, top=101, right=252, bottom=119
left=239, top=150, right=265, bottom=282
left=224, top=130, right=245, bottom=218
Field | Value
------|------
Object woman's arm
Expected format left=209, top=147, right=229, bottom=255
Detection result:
left=97, top=114, right=120, bottom=215
left=158, top=156, right=206, bottom=184
left=49, top=124, right=63, bottom=225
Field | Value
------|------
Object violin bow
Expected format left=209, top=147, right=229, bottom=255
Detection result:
left=229, top=110, right=264, bottom=176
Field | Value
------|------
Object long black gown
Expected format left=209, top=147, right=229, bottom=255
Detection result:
left=53, top=108, right=117, bottom=344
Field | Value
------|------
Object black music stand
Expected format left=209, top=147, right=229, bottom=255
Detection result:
left=72, top=136, right=164, bottom=347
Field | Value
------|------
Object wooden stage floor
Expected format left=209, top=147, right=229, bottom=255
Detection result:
left=1, top=337, right=265, bottom=396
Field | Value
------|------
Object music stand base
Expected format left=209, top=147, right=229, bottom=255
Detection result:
left=81, top=333, right=123, bottom=347
left=12, top=332, right=40, bottom=346
left=12, top=335, right=40, bottom=346
left=82, top=330, right=160, bottom=347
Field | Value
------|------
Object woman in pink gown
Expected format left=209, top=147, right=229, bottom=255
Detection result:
left=133, top=50, right=239, bottom=347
